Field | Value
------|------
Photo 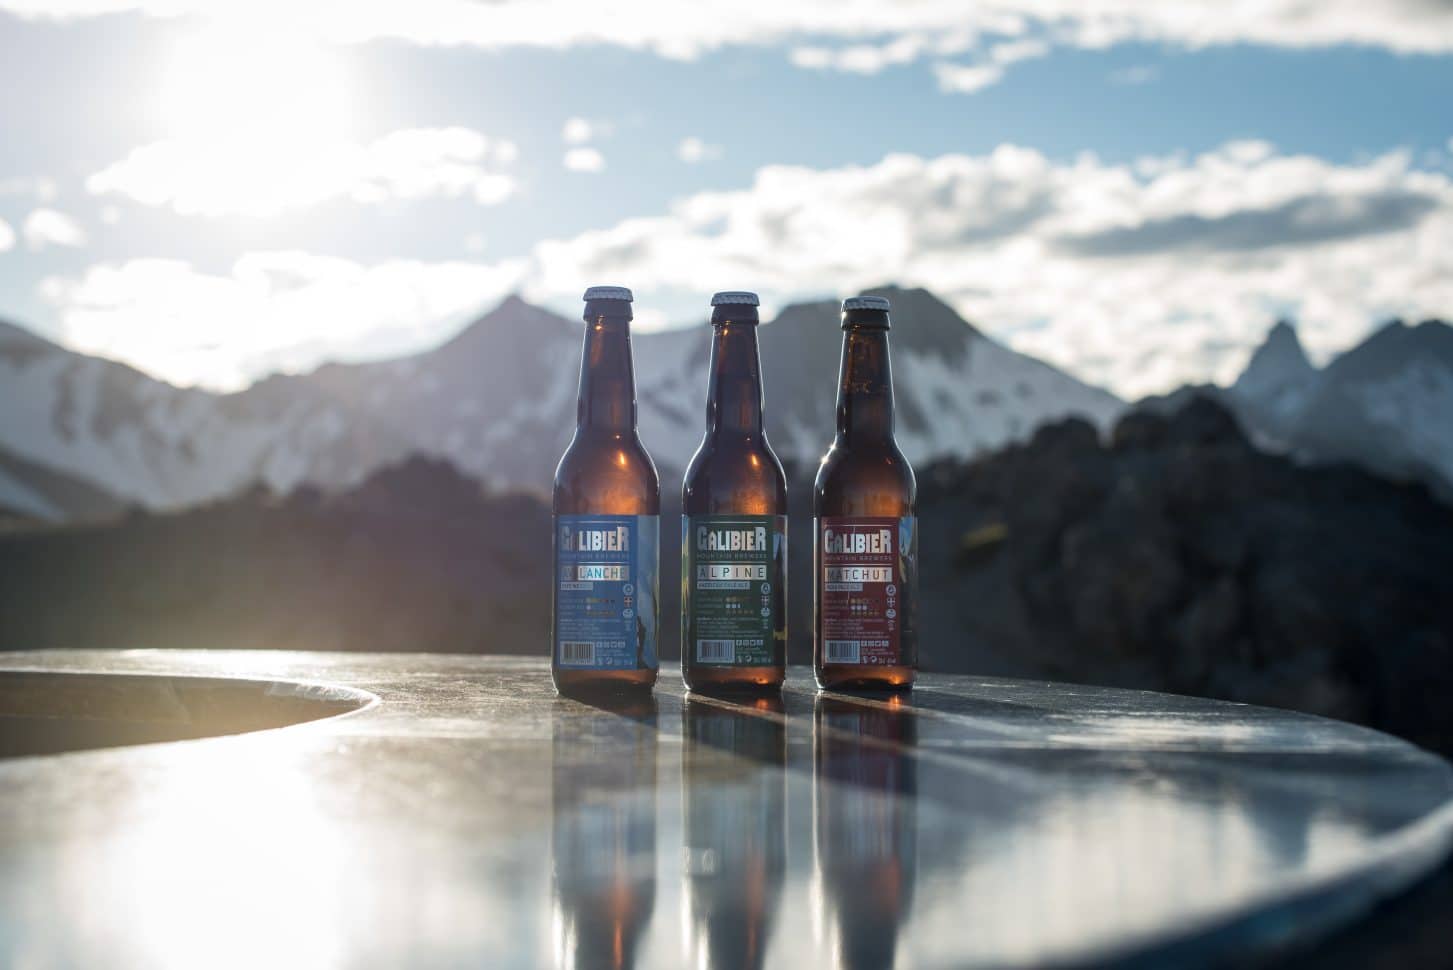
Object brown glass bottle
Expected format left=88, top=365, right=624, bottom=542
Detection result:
left=813, top=295, right=918, bottom=690
left=552, top=286, right=660, bottom=695
left=681, top=292, right=788, bottom=692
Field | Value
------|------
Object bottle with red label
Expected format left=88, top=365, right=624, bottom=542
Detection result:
left=813, top=294, right=918, bottom=690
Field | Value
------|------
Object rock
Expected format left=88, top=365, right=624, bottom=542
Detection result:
left=918, top=395, right=1453, bottom=754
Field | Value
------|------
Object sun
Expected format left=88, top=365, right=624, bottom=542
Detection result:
left=161, top=26, right=353, bottom=146
left=150, top=25, right=356, bottom=218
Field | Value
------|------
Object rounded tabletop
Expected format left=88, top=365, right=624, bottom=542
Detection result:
left=1, top=651, right=1451, bottom=969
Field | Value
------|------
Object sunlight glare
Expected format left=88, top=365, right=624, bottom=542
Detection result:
left=155, top=26, right=355, bottom=217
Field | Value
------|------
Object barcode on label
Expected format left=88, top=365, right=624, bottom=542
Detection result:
left=824, top=640, right=862, bottom=663
left=697, top=639, right=735, bottom=663
left=560, top=641, right=596, bottom=665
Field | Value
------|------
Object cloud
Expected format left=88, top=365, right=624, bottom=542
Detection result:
left=1057, top=190, right=1438, bottom=256
left=563, top=147, right=605, bottom=173
left=677, top=137, right=723, bottom=164
left=933, top=37, right=1050, bottom=93
left=87, top=127, right=518, bottom=218
left=6, top=1, right=1450, bottom=58
left=561, top=117, right=612, bottom=145
left=524, top=142, right=1453, bottom=398
left=22, top=208, right=88, bottom=250
left=790, top=34, right=944, bottom=74
left=41, top=252, right=527, bottom=390
left=0, top=218, right=14, bottom=253
left=35, top=139, right=1453, bottom=398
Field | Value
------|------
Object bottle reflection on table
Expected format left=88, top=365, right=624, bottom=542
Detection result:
left=551, top=696, right=659, bottom=970
left=813, top=694, right=918, bottom=970
left=682, top=695, right=787, bottom=970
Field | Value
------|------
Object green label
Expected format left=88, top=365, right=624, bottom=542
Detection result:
left=682, top=514, right=786, bottom=666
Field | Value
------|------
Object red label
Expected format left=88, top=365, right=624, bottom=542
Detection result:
left=819, top=516, right=907, bottom=665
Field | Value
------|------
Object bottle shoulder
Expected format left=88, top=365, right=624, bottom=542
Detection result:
left=682, top=434, right=789, bottom=514
left=554, top=431, right=661, bottom=515
left=813, top=440, right=917, bottom=516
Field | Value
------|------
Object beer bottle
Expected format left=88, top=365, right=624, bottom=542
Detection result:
left=681, top=291, right=788, bottom=692
left=813, top=294, right=918, bottom=690
left=552, top=285, right=660, bottom=694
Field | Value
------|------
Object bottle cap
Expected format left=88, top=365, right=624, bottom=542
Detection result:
left=710, top=291, right=760, bottom=307
left=842, top=295, right=890, bottom=312
left=582, top=285, right=633, bottom=302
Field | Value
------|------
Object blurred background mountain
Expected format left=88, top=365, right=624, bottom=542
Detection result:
left=3, top=289, right=1451, bottom=752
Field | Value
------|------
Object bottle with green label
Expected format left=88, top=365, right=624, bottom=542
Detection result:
left=680, top=291, right=788, bottom=692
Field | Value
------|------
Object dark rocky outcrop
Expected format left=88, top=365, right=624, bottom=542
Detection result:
left=916, top=395, right=1453, bottom=752
left=0, top=456, right=551, bottom=655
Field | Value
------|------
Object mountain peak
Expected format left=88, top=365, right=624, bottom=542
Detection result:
left=437, top=292, right=575, bottom=356
left=1234, top=318, right=1316, bottom=408
left=1327, top=317, right=1453, bottom=385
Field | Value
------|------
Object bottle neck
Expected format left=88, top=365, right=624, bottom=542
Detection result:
left=705, top=320, right=766, bottom=437
left=576, top=314, right=637, bottom=433
left=835, top=325, right=895, bottom=444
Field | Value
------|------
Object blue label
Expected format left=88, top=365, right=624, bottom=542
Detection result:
left=553, top=514, right=659, bottom=670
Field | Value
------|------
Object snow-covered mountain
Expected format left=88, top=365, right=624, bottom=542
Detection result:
left=1286, top=319, right=1453, bottom=492
left=1232, top=319, right=1318, bottom=434
left=1140, top=317, right=1453, bottom=498
left=0, top=288, right=1125, bottom=518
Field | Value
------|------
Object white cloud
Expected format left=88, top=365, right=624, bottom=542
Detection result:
left=0, top=218, right=14, bottom=253
left=22, top=208, right=88, bottom=250
left=41, top=252, right=528, bottom=390
left=525, top=142, right=1453, bottom=398
left=87, top=127, right=518, bottom=218
left=790, top=34, right=943, bottom=74
left=934, top=37, right=1050, bottom=93
left=563, top=147, right=606, bottom=173
left=561, top=117, right=595, bottom=144
left=5, top=1, right=1449, bottom=57
left=677, top=137, right=723, bottom=164
left=933, top=62, right=1009, bottom=94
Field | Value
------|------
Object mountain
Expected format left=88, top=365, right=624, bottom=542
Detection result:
left=1288, top=320, right=1453, bottom=491
left=0, top=288, right=1124, bottom=517
left=0, top=456, right=551, bottom=653
left=0, top=443, right=124, bottom=525
left=1232, top=318, right=1317, bottom=432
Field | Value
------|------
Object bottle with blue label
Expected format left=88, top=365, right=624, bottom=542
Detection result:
left=552, top=285, right=661, bottom=694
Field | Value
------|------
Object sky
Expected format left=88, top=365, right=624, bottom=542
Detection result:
left=0, top=1, right=1451, bottom=399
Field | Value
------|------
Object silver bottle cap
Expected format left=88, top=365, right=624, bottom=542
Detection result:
left=842, top=295, right=890, bottom=312
left=582, top=285, right=633, bottom=302
left=710, top=291, right=760, bottom=306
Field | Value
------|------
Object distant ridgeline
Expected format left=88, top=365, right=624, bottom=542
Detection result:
left=4, top=299, right=1451, bottom=528
left=1139, top=317, right=1453, bottom=502
left=3, top=396, right=1452, bottom=755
